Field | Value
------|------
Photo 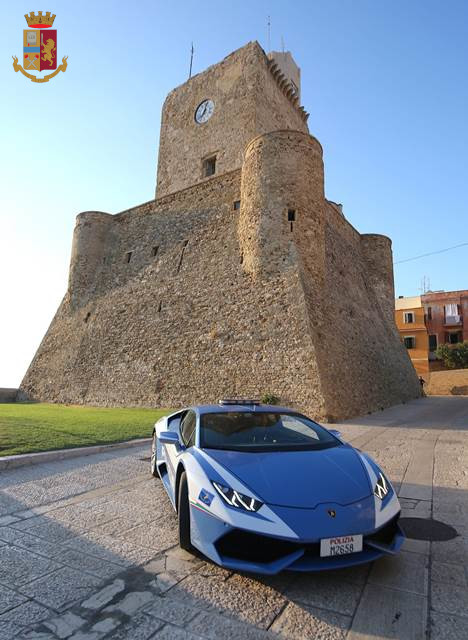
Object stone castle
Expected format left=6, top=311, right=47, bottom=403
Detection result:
left=20, top=42, right=421, bottom=420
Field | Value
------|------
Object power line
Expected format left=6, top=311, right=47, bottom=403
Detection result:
left=394, top=241, right=468, bottom=265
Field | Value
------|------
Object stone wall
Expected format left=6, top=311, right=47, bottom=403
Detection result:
left=426, top=369, right=468, bottom=396
left=21, top=170, right=325, bottom=414
left=0, top=388, right=18, bottom=403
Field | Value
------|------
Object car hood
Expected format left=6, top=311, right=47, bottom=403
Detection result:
left=205, top=446, right=372, bottom=508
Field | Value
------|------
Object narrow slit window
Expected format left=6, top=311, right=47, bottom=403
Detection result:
left=158, top=301, right=162, bottom=313
left=151, top=246, right=159, bottom=258
left=177, top=241, right=188, bottom=273
left=203, top=156, right=216, bottom=177
left=233, top=200, right=240, bottom=210
left=125, top=251, right=132, bottom=264
left=288, top=209, right=296, bottom=232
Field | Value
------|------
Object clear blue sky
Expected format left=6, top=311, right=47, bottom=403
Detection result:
left=1, top=1, right=467, bottom=387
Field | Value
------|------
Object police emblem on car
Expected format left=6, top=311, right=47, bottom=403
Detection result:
left=151, top=399, right=405, bottom=574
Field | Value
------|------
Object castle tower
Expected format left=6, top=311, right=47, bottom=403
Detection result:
left=156, top=42, right=308, bottom=197
left=20, top=41, right=421, bottom=419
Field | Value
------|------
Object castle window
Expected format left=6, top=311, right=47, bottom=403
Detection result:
left=177, top=240, right=189, bottom=273
left=125, top=251, right=132, bottom=264
left=404, top=336, right=415, bottom=349
left=233, top=200, right=241, bottom=210
left=288, top=209, right=296, bottom=232
left=203, top=156, right=216, bottom=177
left=152, top=246, right=159, bottom=258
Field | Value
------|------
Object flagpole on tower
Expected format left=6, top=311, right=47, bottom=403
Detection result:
left=188, top=42, right=194, bottom=79
left=267, top=16, right=271, bottom=52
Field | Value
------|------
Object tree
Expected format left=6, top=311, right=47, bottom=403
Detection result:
left=435, top=341, right=468, bottom=369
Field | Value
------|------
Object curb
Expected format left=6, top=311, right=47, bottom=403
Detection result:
left=0, top=438, right=152, bottom=471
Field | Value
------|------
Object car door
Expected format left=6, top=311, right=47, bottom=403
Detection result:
left=164, top=410, right=187, bottom=490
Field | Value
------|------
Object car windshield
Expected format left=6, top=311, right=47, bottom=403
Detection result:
left=200, top=411, right=341, bottom=452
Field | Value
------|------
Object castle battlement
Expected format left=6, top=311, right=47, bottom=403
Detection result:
left=20, top=42, right=420, bottom=419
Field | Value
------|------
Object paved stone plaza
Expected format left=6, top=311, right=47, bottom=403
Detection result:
left=0, top=396, right=466, bottom=639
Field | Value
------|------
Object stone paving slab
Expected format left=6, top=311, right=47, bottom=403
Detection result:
left=347, top=584, right=427, bottom=640
left=0, top=546, right=61, bottom=588
left=367, top=550, right=428, bottom=596
left=0, top=584, right=27, bottom=615
left=0, top=397, right=466, bottom=638
left=18, top=567, right=102, bottom=612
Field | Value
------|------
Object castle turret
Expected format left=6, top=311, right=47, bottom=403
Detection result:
left=68, top=211, right=113, bottom=307
left=239, top=129, right=325, bottom=283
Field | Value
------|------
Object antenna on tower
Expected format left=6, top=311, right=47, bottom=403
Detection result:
left=419, top=275, right=431, bottom=294
left=188, top=42, right=194, bottom=79
left=267, top=16, right=271, bottom=52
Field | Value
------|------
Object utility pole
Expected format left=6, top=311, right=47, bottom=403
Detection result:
left=188, top=42, right=194, bottom=79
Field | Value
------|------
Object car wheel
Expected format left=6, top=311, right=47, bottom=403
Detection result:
left=178, top=471, right=193, bottom=551
left=150, top=432, right=158, bottom=477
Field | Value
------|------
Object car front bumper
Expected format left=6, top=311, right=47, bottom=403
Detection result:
left=190, top=503, right=405, bottom=574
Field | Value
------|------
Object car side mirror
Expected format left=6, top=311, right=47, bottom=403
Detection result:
left=159, top=431, right=180, bottom=445
left=329, top=429, right=343, bottom=439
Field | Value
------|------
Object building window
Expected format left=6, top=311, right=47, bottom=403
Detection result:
left=233, top=200, right=240, bottom=210
left=151, top=246, right=159, bottom=258
left=203, top=156, right=216, bottom=177
left=404, top=312, right=414, bottom=324
left=427, top=307, right=432, bottom=320
left=125, top=251, right=132, bottom=263
left=288, top=209, right=296, bottom=232
left=444, top=303, right=460, bottom=324
left=447, top=332, right=461, bottom=345
left=429, top=334, right=437, bottom=351
left=404, top=336, right=415, bottom=349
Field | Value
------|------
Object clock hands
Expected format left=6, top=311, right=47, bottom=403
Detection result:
left=195, top=100, right=214, bottom=123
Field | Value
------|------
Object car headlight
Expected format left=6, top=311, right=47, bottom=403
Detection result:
left=212, top=481, right=263, bottom=512
left=374, top=472, right=392, bottom=500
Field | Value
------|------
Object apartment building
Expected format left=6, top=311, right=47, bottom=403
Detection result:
left=395, top=289, right=468, bottom=374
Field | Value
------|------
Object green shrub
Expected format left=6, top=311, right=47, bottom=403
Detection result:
left=435, top=341, right=468, bottom=369
left=261, top=393, right=280, bottom=405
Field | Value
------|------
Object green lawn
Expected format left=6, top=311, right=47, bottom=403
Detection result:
left=0, top=403, right=173, bottom=457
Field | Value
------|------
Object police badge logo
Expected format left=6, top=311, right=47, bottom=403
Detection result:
left=12, top=11, right=68, bottom=83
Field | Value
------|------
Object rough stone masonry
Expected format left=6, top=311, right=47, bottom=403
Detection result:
left=20, top=41, right=420, bottom=420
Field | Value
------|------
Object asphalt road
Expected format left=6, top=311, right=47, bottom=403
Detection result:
left=0, top=396, right=466, bottom=639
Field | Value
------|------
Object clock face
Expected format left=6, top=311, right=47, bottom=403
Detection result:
left=195, top=99, right=214, bottom=124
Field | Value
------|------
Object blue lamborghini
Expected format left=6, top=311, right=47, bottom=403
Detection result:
left=151, top=401, right=404, bottom=574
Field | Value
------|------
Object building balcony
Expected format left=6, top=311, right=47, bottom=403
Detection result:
left=444, top=315, right=463, bottom=326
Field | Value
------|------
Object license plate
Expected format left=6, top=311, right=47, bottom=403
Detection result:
left=320, top=534, right=363, bottom=557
